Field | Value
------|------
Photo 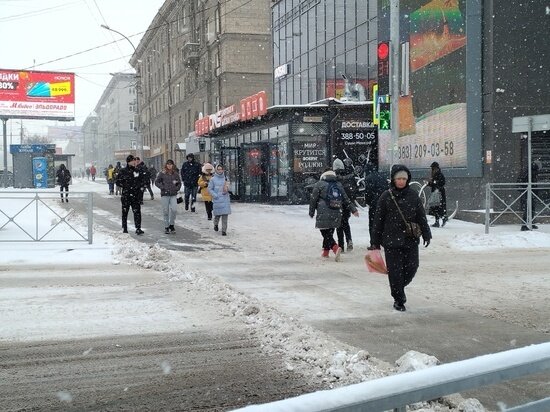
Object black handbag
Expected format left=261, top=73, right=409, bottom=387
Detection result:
left=176, top=195, right=183, bottom=204
left=389, top=190, right=422, bottom=239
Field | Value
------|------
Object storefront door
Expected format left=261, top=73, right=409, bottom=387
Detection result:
left=220, top=146, right=241, bottom=200
left=241, top=143, right=269, bottom=202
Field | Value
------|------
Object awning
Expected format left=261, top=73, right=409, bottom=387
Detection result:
left=175, top=143, right=186, bottom=151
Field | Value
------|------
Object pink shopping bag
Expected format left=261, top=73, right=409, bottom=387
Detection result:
left=364, top=249, right=388, bottom=274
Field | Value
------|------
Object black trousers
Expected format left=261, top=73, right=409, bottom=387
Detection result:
left=204, top=200, right=213, bottom=219
left=337, top=208, right=352, bottom=248
left=368, top=205, right=377, bottom=245
left=59, top=184, right=69, bottom=200
left=121, top=196, right=141, bottom=230
left=384, top=246, right=419, bottom=305
left=320, top=228, right=337, bottom=250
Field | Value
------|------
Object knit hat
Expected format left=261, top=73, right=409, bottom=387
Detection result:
left=166, top=159, right=175, bottom=165
left=126, top=154, right=135, bottom=163
left=332, top=158, right=345, bottom=171
left=394, top=170, right=408, bottom=180
left=320, top=170, right=336, bottom=180
left=430, top=161, right=439, bottom=168
left=202, top=162, right=214, bottom=173
left=186, top=153, right=195, bottom=160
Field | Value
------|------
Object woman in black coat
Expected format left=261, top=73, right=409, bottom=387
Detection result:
left=371, top=165, right=431, bottom=311
left=56, top=164, right=71, bottom=203
left=427, top=161, right=448, bottom=227
left=309, top=170, right=358, bottom=261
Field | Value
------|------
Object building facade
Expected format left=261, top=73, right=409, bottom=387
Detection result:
left=131, top=0, right=273, bottom=170
left=272, top=0, right=375, bottom=105
left=269, top=0, right=550, bottom=209
left=84, top=73, right=139, bottom=170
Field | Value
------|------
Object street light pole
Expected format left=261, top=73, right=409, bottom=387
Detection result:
left=100, top=24, right=144, bottom=160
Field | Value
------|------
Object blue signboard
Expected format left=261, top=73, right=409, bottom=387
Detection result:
left=32, top=157, right=48, bottom=188
left=10, top=144, right=56, bottom=154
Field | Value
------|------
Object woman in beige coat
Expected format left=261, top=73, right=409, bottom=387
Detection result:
left=197, top=162, right=214, bottom=220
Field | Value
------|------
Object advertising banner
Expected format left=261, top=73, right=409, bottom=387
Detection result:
left=0, top=69, right=75, bottom=120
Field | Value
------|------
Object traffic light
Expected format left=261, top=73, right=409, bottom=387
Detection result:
left=379, top=103, right=391, bottom=130
left=377, top=41, right=390, bottom=95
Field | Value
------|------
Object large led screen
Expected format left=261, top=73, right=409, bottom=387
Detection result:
left=378, top=0, right=467, bottom=170
left=0, top=69, right=75, bottom=121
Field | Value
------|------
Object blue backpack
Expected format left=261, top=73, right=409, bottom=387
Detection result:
left=325, top=181, right=343, bottom=209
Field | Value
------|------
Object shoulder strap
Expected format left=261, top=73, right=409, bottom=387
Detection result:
left=388, top=189, right=409, bottom=226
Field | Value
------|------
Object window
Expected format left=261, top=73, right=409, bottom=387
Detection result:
left=129, top=120, right=135, bottom=131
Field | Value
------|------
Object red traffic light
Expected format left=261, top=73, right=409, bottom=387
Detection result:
left=377, top=42, right=389, bottom=61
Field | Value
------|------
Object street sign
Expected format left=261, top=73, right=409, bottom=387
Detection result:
left=512, top=114, right=550, bottom=133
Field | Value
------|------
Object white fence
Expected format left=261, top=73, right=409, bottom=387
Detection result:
left=0, top=191, right=93, bottom=244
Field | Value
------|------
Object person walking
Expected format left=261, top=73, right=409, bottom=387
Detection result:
left=56, top=164, right=71, bottom=203
left=517, top=161, right=539, bottom=231
left=149, top=164, right=158, bottom=187
left=135, top=157, right=153, bottom=202
left=197, top=162, right=214, bottom=220
left=427, top=161, right=448, bottom=227
left=332, top=158, right=357, bottom=252
left=363, top=163, right=389, bottom=246
left=116, top=155, right=145, bottom=235
left=208, top=164, right=231, bottom=235
left=90, top=164, right=97, bottom=181
left=85, top=167, right=90, bottom=180
left=155, top=159, right=182, bottom=234
left=114, top=161, right=122, bottom=195
left=106, top=164, right=115, bottom=195
left=181, top=153, right=201, bottom=212
left=370, top=165, right=431, bottom=312
left=309, top=169, right=359, bottom=261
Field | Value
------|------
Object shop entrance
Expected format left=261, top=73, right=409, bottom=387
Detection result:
left=241, top=143, right=269, bottom=202
left=220, top=146, right=241, bottom=200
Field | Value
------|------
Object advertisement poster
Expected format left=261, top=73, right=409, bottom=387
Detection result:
left=378, top=0, right=467, bottom=170
left=0, top=69, right=75, bottom=120
left=332, top=119, right=378, bottom=172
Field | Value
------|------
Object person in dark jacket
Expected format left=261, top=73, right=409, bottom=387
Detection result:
left=309, top=169, right=359, bottom=261
left=155, top=159, right=182, bottom=234
left=149, top=164, right=158, bottom=186
left=370, top=165, right=431, bottom=312
left=427, top=161, right=448, bottom=227
left=135, top=157, right=153, bottom=202
left=116, top=155, right=145, bottom=235
left=56, top=164, right=71, bottom=203
left=181, top=153, right=202, bottom=212
left=333, top=158, right=357, bottom=252
left=517, top=161, right=539, bottom=231
left=363, top=163, right=389, bottom=246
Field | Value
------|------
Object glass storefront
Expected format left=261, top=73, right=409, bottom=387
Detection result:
left=272, top=0, right=377, bottom=105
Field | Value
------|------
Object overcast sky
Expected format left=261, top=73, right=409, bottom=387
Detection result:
left=1, top=0, right=165, bottom=136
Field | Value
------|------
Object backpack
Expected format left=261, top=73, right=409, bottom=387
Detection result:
left=325, top=181, right=343, bottom=210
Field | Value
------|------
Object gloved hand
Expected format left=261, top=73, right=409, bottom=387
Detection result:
left=309, top=212, right=314, bottom=218
left=423, top=238, right=430, bottom=248
left=367, top=245, right=380, bottom=250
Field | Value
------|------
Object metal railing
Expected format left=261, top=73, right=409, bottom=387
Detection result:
left=233, top=342, right=550, bottom=412
left=0, top=191, right=93, bottom=243
left=485, top=183, right=550, bottom=233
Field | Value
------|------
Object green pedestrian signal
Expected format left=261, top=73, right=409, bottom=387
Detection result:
left=379, top=103, right=391, bottom=130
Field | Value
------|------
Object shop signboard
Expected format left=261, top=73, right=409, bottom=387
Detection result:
left=333, top=119, right=378, bottom=170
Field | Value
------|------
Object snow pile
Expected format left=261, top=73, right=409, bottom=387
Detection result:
left=396, top=350, right=440, bottom=373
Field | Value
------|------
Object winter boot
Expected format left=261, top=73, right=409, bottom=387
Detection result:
left=135, top=228, right=144, bottom=235
left=221, top=231, right=227, bottom=236
left=393, top=301, right=406, bottom=312
left=165, top=227, right=170, bottom=234
left=321, top=249, right=330, bottom=258
left=185, top=202, right=189, bottom=211
left=432, top=220, right=440, bottom=228
left=214, top=224, right=219, bottom=232
left=347, top=241, right=353, bottom=252
left=521, top=225, right=530, bottom=231
left=169, top=225, right=175, bottom=233
left=191, top=201, right=196, bottom=212
left=331, top=244, right=342, bottom=262
left=441, top=216, right=448, bottom=227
